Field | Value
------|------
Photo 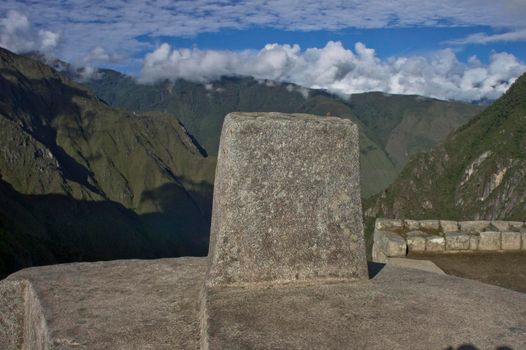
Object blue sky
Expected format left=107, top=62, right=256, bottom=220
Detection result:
left=162, top=26, right=526, bottom=63
left=1, top=1, right=525, bottom=101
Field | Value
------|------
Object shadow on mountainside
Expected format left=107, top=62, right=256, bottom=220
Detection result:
left=0, top=65, right=216, bottom=279
left=140, top=182, right=213, bottom=257
left=0, top=69, right=104, bottom=195
left=0, top=178, right=212, bottom=279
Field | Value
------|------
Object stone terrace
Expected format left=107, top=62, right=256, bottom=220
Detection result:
left=372, top=218, right=526, bottom=262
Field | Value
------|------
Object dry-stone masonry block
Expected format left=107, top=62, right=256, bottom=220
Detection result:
left=459, top=221, right=490, bottom=233
left=207, top=112, right=368, bottom=286
left=400, top=230, right=426, bottom=253
left=375, top=218, right=403, bottom=231
left=406, top=237, right=426, bottom=253
left=373, top=230, right=407, bottom=258
left=405, top=230, right=427, bottom=237
left=426, top=236, right=445, bottom=252
left=478, top=231, right=501, bottom=251
left=491, top=221, right=510, bottom=231
left=371, top=245, right=387, bottom=263
left=440, top=220, right=459, bottom=233
left=469, top=235, right=480, bottom=250
left=419, top=220, right=440, bottom=231
left=501, top=231, right=522, bottom=250
left=508, top=221, right=524, bottom=231
left=404, top=219, right=420, bottom=231
left=445, top=232, right=470, bottom=251
left=522, top=232, right=526, bottom=250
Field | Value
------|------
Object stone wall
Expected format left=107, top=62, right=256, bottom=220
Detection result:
left=372, top=218, right=526, bottom=262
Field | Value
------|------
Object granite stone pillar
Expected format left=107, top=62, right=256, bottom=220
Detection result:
left=206, top=112, right=368, bottom=286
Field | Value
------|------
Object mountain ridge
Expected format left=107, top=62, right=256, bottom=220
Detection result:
left=366, top=72, right=526, bottom=221
left=0, top=47, right=215, bottom=278
left=84, top=68, right=481, bottom=197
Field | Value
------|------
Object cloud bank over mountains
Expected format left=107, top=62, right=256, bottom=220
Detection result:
left=1, top=3, right=525, bottom=102
left=141, top=41, right=526, bottom=102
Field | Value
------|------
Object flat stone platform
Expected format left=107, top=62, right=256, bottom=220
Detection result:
left=409, top=251, right=526, bottom=293
left=0, top=258, right=207, bottom=349
left=386, top=257, right=446, bottom=275
left=203, top=264, right=526, bottom=349
left=2, top=258, right=525, bottom=349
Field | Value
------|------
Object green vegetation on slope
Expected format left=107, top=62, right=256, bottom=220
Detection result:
left=85, top=71, right=480, bottom=197
left=0, top=48, right=215, bottom=278
left=348, top=92, right=481, bottom=169
left=366, top=73, right=526, bottom=221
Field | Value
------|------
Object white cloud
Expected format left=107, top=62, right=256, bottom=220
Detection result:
left=84, top=47, right=125, bottom=64
left=0, top=10, right=60, bottom=53
left=76, top=65, right=101, bottom=82
left=38, top=29, right=59, bottom=51
left=446, top=29, right=526, bottom=45
left=140, top=41, right=526, bottom=102
left=285, top=84, right=310, bottom=98
left=76, top=46, right=127, bottom=79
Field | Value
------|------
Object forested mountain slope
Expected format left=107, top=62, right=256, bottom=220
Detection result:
left=366, top=73, right=526, bottom=221
left=0, top=48, right=215, bottom=278
left=85, top=70, right=480, bottom=197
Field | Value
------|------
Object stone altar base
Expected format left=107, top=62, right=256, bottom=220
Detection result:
left=199, top=112, right=526, bottom=349
left=2, top=259, right=525, bottom=349
left=202, top=264, right=526, bottom=350
left=0, top=258, right=207, bottom=349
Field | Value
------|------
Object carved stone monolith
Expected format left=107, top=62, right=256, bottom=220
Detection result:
left=206, top=112, right=368, bottom=286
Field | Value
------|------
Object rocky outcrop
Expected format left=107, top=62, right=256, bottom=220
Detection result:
left=2, top=255, right=526, bottom=349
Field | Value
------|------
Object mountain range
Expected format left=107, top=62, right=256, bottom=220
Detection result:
left=84, top=69, right=481, bottom=197
left=0, top=48, right=215, bottom=278
left=366, top=72, right=526, bottom=221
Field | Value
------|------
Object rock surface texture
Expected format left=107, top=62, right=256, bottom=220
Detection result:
left=204, top=265, right=526, bottom=350
left=207, top=112, right=368, bottom=286
left=2, top=258, right=526, bottom=349
left=0, top=259, right=207, bottom=349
